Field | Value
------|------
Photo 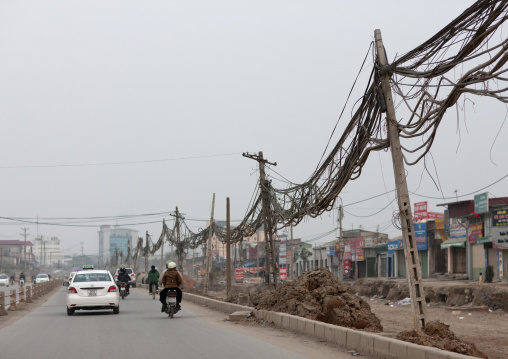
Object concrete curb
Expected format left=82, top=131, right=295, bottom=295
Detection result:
left=182, top=292, right=473, bottom=359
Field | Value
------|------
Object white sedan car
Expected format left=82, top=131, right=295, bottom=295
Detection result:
left=65, top=270, right=119, bottom=316
left=0, top=274, right=9, bottom=287
left=35, top=273, right=50, bottom=283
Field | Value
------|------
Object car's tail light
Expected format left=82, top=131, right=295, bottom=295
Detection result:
left=115, top=274, right=118, bottom=277
left=68, top=287, right=77, bottom=294
left=107, top=286, right=117, bottom=292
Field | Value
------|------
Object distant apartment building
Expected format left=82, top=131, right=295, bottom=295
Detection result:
left=98, top=225, right=138, bottom=264
left=33, top=235, right=71, bottom=266
left=0, top=240, right=34, bottom=264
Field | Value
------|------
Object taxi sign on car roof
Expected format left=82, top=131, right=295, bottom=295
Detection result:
left=82, top=265, right=94, bottom=270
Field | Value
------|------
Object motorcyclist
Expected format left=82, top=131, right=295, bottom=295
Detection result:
left=19, top=272, right=26, bottom=282
left=159, top=261, right=183, bottom=312
left=10, top=273, right=15, bottom=285
left=148, top=265, right=160, bottom=295
left=116, top=268, right=131, bottom=294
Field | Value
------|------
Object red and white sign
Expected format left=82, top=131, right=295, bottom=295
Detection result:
left=279, top=268, right=287, bottom=280
left=427, top=212, right=444, bottom=219
left=468, top=223, right=483, bottom=243
left=235, top=268, right=244, bottom=282
left=414, top=202, right=428, bottom=220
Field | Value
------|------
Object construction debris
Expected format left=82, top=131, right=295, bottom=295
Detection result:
left=397, top=321, right=488, bottom=359
left=251, top=268, right=383, bottom=332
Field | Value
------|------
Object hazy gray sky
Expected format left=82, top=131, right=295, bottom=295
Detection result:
left=1, top=0, right=506, bottom=256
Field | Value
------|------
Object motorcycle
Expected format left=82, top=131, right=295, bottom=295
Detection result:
left=19, top=279, right=25, bottom=288
left=119, top=282, right=129, bottom=299
left=165, top=289, right=180, bottom=318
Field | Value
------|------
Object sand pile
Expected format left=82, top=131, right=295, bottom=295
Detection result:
left=182, top=274, right=195, bottom=289
left=252, top=268, right=382, bottom=332
left=397, top=321, right=488, bottom=358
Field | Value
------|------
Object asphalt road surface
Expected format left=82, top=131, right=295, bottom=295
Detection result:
left=0, top=287, right=354, bottom=359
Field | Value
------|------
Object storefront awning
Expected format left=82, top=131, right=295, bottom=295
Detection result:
left=441, top=237, right=466, bottom=249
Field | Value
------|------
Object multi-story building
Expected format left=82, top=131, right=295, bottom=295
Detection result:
left=33, top=236, right=71, bottom=267
left=0, top=240, right=34, bottom=265
left=98, top=225, right=139, bottom=265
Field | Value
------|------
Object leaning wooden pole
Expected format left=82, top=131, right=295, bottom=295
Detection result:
left=375, top=29, right=428, bottom=331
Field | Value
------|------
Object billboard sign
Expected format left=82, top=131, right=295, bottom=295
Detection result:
left=493, top=209, right=508, bottom=227
left=415, top=223, right=427, bottom=250
left=327, top=246, right=335, bottom=256
left=414, top=202, right=428, bottom=220
left=474, top=193, right=489, bottom=214
left=450, top=223, right=467, bottom=239
left=235, top=268, right=244, bottom=282
left=279, top=239, right=287, bottom=265
left=468, top=223, right=483, bottom=243
left=279, top=268, right=287, bottom=280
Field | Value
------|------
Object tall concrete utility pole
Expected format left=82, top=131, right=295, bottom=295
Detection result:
left=160, top=219, right=166, bottom=274
left=145, top=231, right=149, bottom=273
left=175, top=207, right=183, bottom=275
left=81, top=242, right=84, bottom=268
left=226, top=197, right=232, bottom=297
left=242, top=151, right=278, bottom=288
left=21, top=227, right=29, bottom=273
left=204, top=193, right=215, bottom=295
left=127, top=240, right=130, bottom=267
left=290, top=226, right=294, bottom=280
left=375, top=29, right=428, bottom=331
left=338, top=205, right=344, bottom=280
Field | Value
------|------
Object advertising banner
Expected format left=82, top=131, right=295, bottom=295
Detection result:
left=279, top=239, right=287, bottom=265
left=493, top=209, right=508, bottom=227
left=347, top=237, right=364, bottom=261
left=474, top=192, right=489, bottom=214
left=444, top=210, right=450, bottom=237
left=279, top=268, right=287, bottom=280
left=327, top=246, right=335, bottom=256
left=435, top=218, right=448, bottom=242
left=387, top=240, right=403, bottom=254
left=235, top=268, right=244, bottom=282
left=415, top=223, right=427, bottom=250
left=414, top=202, right=428, bottom=220
left=450, top=223, right=467, bottom=239
left=364, top=237, right=374, bottom=247
left=427, top=212, right=444, bottom=219
left=344, top=259, right=352, bottom=271
left=468, top=223, right=483, bottom=243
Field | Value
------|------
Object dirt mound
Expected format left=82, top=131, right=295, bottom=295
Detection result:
left=397, top=321, right=488, bottom=358
left=252, top=268, right=383, bottom=332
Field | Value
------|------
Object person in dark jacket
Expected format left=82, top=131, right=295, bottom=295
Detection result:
left=148, top=265, right=160, bottom=295
left=117, top=268, right=131, bottom=294
left=159, top=261, right=183, bottom=312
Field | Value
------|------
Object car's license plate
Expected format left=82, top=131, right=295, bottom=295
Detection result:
left=88, top=289, right=97, bottom=297
left=168, top=297, right=176, bottom=303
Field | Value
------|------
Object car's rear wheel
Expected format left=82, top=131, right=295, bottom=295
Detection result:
left=67, top=307, right=75, bottom=316
left=113, top=306, right=119, bottom=314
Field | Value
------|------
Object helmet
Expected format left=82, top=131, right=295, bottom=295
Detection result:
left=151, top=265, right=155, bottom=269
left=166, top=261, right=176, bottom=269
left=119, top=267, right=126, bottom=273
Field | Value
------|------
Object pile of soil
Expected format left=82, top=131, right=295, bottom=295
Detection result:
left=252, top=268, right=383, bottom=332
left=397, top=321, right=488, bottom=358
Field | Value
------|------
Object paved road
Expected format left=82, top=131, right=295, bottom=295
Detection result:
left=0, top=287, right=330, bottom=359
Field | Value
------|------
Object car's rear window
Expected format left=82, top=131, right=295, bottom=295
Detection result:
left=74, top=273, right=111, bottom=282
left=0, top=274, right=7, bottom=279
left=37, top=274, right=48, bottom=278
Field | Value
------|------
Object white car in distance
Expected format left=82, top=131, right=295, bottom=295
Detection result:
left=65, top=268, right=120, bottom=316
left=35, top=274, right=50, bottom=283
left=0, top=274, right=9, bottom=287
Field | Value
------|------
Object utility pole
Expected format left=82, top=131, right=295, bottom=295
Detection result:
left=375, top=29, right=427, bottom=331
left=226, top=197, right=232, bottom=297
left=175, top=207, right=183, bottom=275
left=290, top=226, right=294, bottom=280
left=81, top=242, right=84, bottom=268
left=28, top=247, right=32, bottom=282
left=243, top=151, right=278, bottom=288
left=256, top=235, right=259, bottom=278
left=145, top=231, right=149, bottom=273
left=43, top=241, right=46, bottom=270
left=160, top=220, right=166, bottom=274
left=40, top=236, right=43, bottom=270
left=338, top=205, right=344, bottom=280
left=21, top=227, right=29, bottom=273
left=127, top=240, right=131, bottom=267
left=204, top=193, right=215, bottom=295
left=0, top=248, right=3, bottom=272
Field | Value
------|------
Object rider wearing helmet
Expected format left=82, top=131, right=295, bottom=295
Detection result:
left=159, top=261, right=183, bottom=312
left=117, top=267, right=131, bottom=294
